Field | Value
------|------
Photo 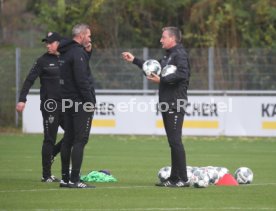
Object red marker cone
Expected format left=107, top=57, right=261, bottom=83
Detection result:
left=216, top=173, right=239, bottom=186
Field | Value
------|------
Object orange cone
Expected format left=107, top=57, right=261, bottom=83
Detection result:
left=216, top=173, right=239, bottom=186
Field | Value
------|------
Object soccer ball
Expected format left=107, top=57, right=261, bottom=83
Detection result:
left=161, top=65, right=177, bottom=77
left=234, top=167, right=253, bottom=184
left=216, top=167, right=229, bottom=179
left=157, top=166, right=171, bottom=182
left=142, top=59, right=161, bottom=76
left=186, top=166, right=193, bottom=181
left=193, top=169, right=209, bottom=188
left=205, top=167, right=219, bottom=184
left=195, top=177, right=209, bottom=188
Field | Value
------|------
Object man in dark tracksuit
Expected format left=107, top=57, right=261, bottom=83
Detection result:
left=16, top=32, right=64, bottom=182
left=122, top=26, right=190, bottom=187
left=58, top=24, right=96, bottom=189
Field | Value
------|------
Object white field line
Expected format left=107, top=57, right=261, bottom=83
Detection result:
left=0, top=183, right=276, bottom=193
left=1, top=207, right=276, bottom=211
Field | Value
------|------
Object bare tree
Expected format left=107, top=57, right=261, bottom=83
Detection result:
left=0, top=0, right=4, bottom=44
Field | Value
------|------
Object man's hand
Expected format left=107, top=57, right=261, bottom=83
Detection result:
left=147, top=73, right=160, bottom=84
left=122, top=52, right=135, bottom=62
left=84, top=43, right=92, bottom=52
left=16, top=102, right=26, bottom=112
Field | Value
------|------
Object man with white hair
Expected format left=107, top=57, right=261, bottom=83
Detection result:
left=58, top=24, right=96, bottom=188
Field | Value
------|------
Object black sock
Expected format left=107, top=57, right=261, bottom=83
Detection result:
left=61, top=173, right=69, bottom=183
left=70, top=170, right=80, bottom=183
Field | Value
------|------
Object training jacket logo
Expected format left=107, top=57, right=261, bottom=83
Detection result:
left=48, top=115, right=54, bottom=124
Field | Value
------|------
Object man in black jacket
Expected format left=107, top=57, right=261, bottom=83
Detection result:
left=122, top=26, right=190, bottom=187
left=16, top=32, right=64, bottom=182
left=58, top=23, right=96, bottom=188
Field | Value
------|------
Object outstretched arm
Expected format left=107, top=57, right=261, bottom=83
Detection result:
left=122, top=52, right=134, bottom=62
left=122, top=52, right=144, bottom=68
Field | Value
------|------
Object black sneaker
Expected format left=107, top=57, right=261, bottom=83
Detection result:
left=174, top=180, right=190, bottom=187
left=156, top=179, right=190, bottom=188
left=155, top=179, right=175, bottom=187
left=41, top=175, right=60, bottom=183
left=68, top=181, right=96, bottom=189
left=59, top=179, right=68, bottom=188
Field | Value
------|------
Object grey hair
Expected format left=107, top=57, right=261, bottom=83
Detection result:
left=72, top=23, right=90, bottom=37
left=162, top=26, right=182, bottom=43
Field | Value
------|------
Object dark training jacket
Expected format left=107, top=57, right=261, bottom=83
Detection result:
left=58, top=39, right=96, bottom=104
left=133, top=44, right=191, bottom=113
left=18, top=53, right=61, bottom=102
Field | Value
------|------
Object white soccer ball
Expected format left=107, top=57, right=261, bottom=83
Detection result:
left=205, top=167, right=219, bottom=184
left=161, top=65, right=177, bottom=77
left=234, top=167, right=253, bottom=184
left=186, top=166, right=193, bottom=181
left=189, top=173, right=199, bottom=186
left=157, top=166, right=171, bottom=182
left=142, top=59, right=161, bottom=76
left=186, top=166, right=193, bottom=172
left=193, top=170, right=209, bottom=188
left=191, top=167, right=200, bottom=173
left=216, top=167, right=229, bottom=179
left=195, top=178, right=209, bottom=188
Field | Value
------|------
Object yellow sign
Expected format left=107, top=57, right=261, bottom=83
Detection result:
left=156, top=120, right=219, bottom=129
left=262, top=121, right=276, bottom=130
left=92, top=119, right=116, bottom=127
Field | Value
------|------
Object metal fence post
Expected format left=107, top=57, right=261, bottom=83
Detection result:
left=142, top=47, right=148, bottom=94
left=208, top=47, right=214, bottom=90
left=15, top=47, right=21, bottom=127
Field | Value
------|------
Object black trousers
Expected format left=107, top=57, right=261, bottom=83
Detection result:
left=162, top=109, right=188, bottom=182
left=61, top=103, right=93, bottom=183
left=41, top=107, right=64, bottom=178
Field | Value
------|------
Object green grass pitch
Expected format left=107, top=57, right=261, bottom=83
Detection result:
left=0, top=133, right=275, bottom=211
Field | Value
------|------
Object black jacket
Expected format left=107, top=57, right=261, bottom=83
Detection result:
left=18, top=53, right=61, bottom=102
left=58, top=39, right=96, bottom=104
left=133, top=44, right=190, bottom=113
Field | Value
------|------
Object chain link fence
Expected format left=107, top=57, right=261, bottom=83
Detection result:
left=0, top=48, right=276, bottom=127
